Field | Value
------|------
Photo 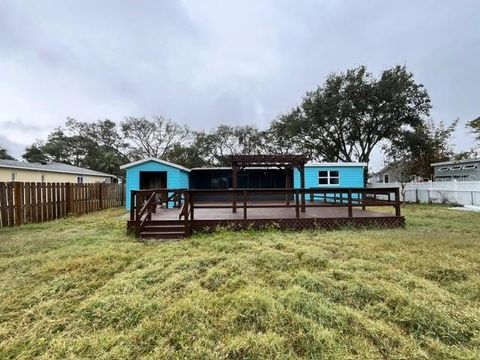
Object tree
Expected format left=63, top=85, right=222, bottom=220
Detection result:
left=384, top=119, right=456, bottom=178
left=269, top=65, right=431, bottom=169
left=190, top=125, right=269, bottom=166
left=121, top=116, right=189, bottom=159
left=0, top=147, right=15, bottom=160
left=23, top=142, right=48, bottom=163
left=22, top=119, right=131, bottom=177
left=466, top=116, right=480, bottom=143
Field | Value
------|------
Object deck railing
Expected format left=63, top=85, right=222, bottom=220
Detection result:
left=130, top=187, right=401, bottom=237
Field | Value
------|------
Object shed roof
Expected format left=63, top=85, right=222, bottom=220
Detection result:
left=0, top=160, right=116, bottom=177
left=119, top=157, right=190, bottom=172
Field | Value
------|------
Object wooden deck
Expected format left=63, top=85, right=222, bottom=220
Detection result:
left=148, top=202, right=393, bottom=220
left=128, top=187, right=405, bottom=239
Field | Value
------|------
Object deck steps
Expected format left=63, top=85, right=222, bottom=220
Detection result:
left=139, top=221, right=187, bottom=240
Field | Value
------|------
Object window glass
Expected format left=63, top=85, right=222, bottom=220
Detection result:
left=11, top=173, right=16, bottom=181
left=318, top=170, right=340, bottom=185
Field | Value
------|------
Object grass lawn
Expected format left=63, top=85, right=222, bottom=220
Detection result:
left=0, top=205, right=479, bottom=359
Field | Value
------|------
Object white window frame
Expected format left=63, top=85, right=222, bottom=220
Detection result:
left=438, top=167, right=450, bottom=172
left=451, top=165, right=462, bottom=171
left=77, top=176, right=84, bottom=184
left=318, top=170, right=340, bottom=186
left=463, top=164, right=478, bottom=170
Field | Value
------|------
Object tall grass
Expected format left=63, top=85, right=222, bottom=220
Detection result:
left=0, top=205, right=479, bottom=359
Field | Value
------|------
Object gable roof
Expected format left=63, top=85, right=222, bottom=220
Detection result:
left=119, top=158, right=190, bottom=172
left=0, top=160, right=116, bottom=177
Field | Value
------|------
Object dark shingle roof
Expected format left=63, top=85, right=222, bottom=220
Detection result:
left=0, top=160, right=116, bottom=178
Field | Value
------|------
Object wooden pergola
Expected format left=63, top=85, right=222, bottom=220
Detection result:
left=230, top=154, right=309, bottom=213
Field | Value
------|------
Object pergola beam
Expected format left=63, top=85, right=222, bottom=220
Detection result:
left=230, top=154, right=309, bottom=213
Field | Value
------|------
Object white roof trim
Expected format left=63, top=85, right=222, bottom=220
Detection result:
left=120, top=157, right=190, bottom=172
left=306, top=162, right=367, bottom=167
left=431, top=158, right=480, bottom=166
left=0, top=164, right=116, bottom=177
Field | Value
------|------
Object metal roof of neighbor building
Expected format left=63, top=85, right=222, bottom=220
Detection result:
left=0, top=159, right=116, bottom=177
left=431, top=158, right=480, bottom=166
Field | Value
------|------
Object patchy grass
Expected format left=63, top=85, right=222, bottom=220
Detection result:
left=0, top=205, right=479, bottom=359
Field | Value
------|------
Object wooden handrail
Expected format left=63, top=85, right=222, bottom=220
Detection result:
left=130, top=187, right=402, bottom=237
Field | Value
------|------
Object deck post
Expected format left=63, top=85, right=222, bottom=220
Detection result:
left=243, top=190, right=247, bottom=219
left=395, top=188, right=401, bottom=216
left=130, top=191, right=135, bottom=221
left=189, top=191, right=194, bottom=220
left=299, top=165, right=306, bottom=212
left=347, top=189, right=353, bottom=218
left=232, top=164, right=238, bottom=213
left=361, top=191, right=366, bottom=210
left=295, top=190, right=300, bottom=218
left=285, top=169, right=291, bottom=207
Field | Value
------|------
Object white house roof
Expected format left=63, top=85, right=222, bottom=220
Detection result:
left=0, top=159, right=116, bottom=178
left=305, top=162, right=367, bottom=167
left=120, top=157, right=190, bottom=172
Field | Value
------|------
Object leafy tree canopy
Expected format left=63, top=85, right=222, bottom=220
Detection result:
left=0, top=147, right=15, bottom=160
left=270, top=65, right=431, bottom=164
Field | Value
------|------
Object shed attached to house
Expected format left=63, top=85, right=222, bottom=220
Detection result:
left=120, top=158, right=190, bottom=210
left=294, top=163, right=366, bottom=188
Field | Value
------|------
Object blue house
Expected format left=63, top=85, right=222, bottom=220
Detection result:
left=121, top=158, right=366, bottom=209
left=120, top=158, right=190, bottom=210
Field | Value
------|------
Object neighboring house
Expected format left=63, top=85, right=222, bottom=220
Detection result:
left=120, top=157, right=366, bottom=209
left=0, top=160, right=117, bottom=183
left=432, top=158, right=480, bottom=181
left=370, top=163, right=407, bottom=184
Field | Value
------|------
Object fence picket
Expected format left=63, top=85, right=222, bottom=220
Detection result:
left=0, top=182, right=124, bottom=228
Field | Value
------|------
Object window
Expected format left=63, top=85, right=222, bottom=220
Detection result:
left=384, top=174, right=390, bottom=183
left=438, top=167, right=450, bottom=172
left=41, top=174, right=46, bottom=182
left=318, top=170, right=339, bottom=185
left=77, top=176, right=84, bottom=184
left=463, top=164, right=478, bottom=170
left=11, top=172, right=16, bottom=181
left=451, top=165, right=462, bottom=171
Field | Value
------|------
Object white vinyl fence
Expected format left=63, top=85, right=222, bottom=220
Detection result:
left=369, top=181, right=480, bottom=206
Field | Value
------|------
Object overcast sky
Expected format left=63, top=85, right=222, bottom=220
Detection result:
left=1, top=0, right=479, bottom=170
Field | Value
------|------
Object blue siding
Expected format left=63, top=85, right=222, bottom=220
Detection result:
left=293, top=166, right=365, bottom=188
left=125, top=160, right=189, bottom=210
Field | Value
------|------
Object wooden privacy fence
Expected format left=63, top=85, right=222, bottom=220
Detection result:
left=0, top=182, right=125, bottom=227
